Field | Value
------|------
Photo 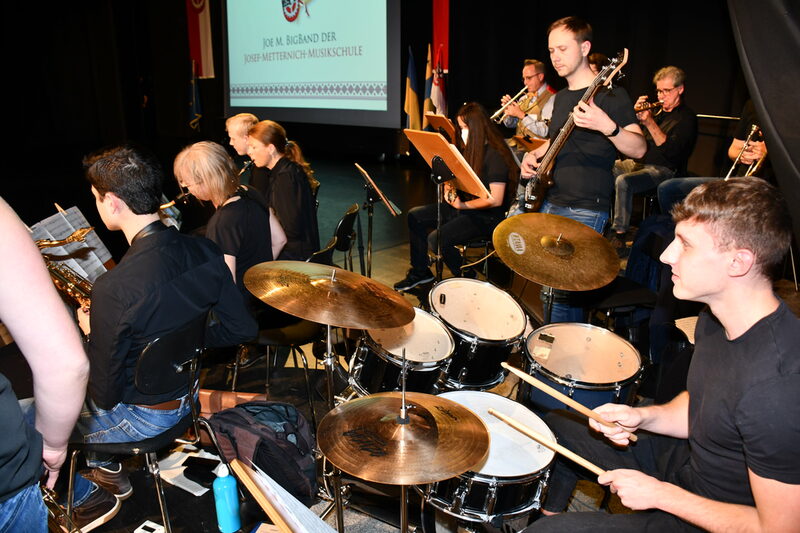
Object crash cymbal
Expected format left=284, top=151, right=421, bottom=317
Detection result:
left=243, top=261, right=414, bottom=329
left=493, top=213, right=618, bottom=291
left=317, top=392, right=489, bottom=485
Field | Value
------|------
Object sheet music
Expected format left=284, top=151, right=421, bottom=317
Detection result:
left=31, top=206, right=110, bottom=283
left=250, top=464, right=335, bottom=533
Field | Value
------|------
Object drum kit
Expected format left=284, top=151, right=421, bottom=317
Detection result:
left=242, top=213, right=643, bottom=532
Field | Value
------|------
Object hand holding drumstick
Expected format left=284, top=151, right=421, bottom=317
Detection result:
left=502, top=362, right=639, bottom=443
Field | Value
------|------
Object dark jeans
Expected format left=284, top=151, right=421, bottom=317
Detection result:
left=523, top=410, right=701, bottom=533
left=657, top=177, right=718, bottom=214
left=407, top=203, right=503, bottom=277
left=612, top=160, right=675, bottom=233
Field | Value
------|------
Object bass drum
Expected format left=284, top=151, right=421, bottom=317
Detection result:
left=348, top=308, right=454, bottom=396
left=522, top=322, right=643, bottom=412
left=420, top=391, right=555, bottom=524
left=428, top=279, right=527, bottom=390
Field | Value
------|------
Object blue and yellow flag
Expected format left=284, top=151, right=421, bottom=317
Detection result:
left=422, top=44, right=436, bottom=129
left=404, top=46, right=421, bottom=130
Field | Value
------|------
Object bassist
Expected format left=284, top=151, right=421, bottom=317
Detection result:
left=519, top=16, right=646, bottom=322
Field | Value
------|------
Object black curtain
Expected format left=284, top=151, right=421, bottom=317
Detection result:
left=728, top=0, right=800, bottom=242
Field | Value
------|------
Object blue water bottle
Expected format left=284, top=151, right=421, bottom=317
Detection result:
left=212, top=464, right=241, bottom=533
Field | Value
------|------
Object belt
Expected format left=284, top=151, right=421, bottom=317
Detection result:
left=136, top=399, right=182, bottom=411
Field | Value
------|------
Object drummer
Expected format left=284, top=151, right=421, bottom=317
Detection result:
left=523, top=178, right=799, bottom=531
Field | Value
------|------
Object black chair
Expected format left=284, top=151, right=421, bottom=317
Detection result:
left=65, top=312, right=211, bottom=533
left=307, top=203, right=359, bottom=269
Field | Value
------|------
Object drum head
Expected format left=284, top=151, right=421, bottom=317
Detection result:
left=439, top=391, right=555, bottom=477
left=429, top=279, right=526, bottom=341
left=367, top=308, right=453, bottom=363
left=527, top=323, right=641, bottom=385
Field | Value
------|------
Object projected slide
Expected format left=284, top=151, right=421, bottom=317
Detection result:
left=225, top=0, right=399, bottom=127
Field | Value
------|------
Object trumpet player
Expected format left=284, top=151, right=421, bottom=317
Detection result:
left=609, top=66, right=697, bottom=253
left=500, top=59, right=556, bottom=143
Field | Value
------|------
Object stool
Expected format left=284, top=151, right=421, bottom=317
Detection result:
left=456, top=239, right=493, bottom=277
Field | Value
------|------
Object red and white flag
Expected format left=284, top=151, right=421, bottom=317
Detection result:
left=186, top=0, right=215, bottom=79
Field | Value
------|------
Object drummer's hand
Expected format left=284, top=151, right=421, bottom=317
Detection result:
left=590, top=403, right=641, bottom=445
left=599, top=469, right=665, bottom=511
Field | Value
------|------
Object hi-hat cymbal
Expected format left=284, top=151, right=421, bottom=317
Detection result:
left=317, top=392, right=489, bottom=485
left=493, top=213, right=619, bottom=291
left=243, top=261, right=415, bottom=329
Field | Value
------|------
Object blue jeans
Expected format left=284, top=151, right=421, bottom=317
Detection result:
left=539, top=201, right=609, bottom=323
left=0, top=483, right=47, bottom=533
left=657, top=177, right=718, bottom=214
left=23, top=395, right=192, bottom=507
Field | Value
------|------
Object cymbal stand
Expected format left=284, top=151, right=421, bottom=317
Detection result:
left=430, top=156, right=456, bottom=282
left=318, top=317, right=348, bottom=533
left=541, top=285, right=554, bottom=325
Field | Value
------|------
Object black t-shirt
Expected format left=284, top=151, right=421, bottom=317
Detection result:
left=638, top=103, right=697, bottom=174
left=459, top=144, right=511, bottom=218
left=684, top=301, right=800, bottom=505
left=206, top=187, right=273, bottom=297
left=0, top=373, right=41, bottom=502
left=734, top=100, right=760, bottom=140
left=546, top=86, right=638, bottom=211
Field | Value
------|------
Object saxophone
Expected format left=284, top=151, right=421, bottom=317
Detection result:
left=36, top=227, right=94, bottom=309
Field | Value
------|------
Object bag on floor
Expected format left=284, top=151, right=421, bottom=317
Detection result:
left=208, top=401, right=317, bottom=505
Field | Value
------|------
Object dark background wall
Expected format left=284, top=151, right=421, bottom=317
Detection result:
left=4, top=0, right=754, bottom=257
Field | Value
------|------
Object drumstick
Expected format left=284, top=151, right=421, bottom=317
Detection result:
left=501, top=362, right=638, bottom=442
left=488, top=408, right=606, bottom=476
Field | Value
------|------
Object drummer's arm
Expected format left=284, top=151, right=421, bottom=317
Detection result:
left=591, top=391, right=689, bottom=444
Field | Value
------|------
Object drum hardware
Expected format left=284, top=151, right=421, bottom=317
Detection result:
left=317, top=392, right=489, bottom=533
left=243, top=261, right=416, bottom=533
left=520, top=323, right=643, bottom=415
left=428, top=279, right=527, bottom=390
left=419, top=391, right=555, bottom=525
left=489, top=408, right=606, bottom=476
left=503, top=362, right=638, bottom=442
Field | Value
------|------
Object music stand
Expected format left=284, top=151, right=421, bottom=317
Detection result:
left=354, top=163, right=401, bottom=278
left=424, top=112, right=457, bottom=144
left=404, top=129, right=490, bottom=280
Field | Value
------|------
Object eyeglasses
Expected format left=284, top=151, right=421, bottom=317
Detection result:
left=656, top=87, right=678, bottom=95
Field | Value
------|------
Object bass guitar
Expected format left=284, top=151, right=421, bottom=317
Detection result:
left=520, top=49, right=629, bottom=213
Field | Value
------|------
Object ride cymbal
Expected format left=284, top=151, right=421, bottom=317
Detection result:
left=493, top=213, right=618, bottom=291
left=317, top=392, right=489, bottom=485
left=244, top=261, right=414, bottom=329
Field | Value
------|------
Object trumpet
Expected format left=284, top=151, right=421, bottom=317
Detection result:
left=491, top=86, right=528, bottom=123
left=725, top=124, right=766, bottom=179
left=634, top=100, right=663, bottom=113
left=36, top=227, right=94, bottom=309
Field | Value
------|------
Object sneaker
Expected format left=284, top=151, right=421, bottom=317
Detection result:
left=394, top=269, right=435, bottom=291
left=59, top=485, right=121, bottom=532
left=81, top=464, right=133, bottom=500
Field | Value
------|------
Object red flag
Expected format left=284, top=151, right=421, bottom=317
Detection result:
left=186, top=0, right=215, bottom=79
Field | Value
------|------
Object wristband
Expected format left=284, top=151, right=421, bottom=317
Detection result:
left=606, top=123, right=620, bottom=137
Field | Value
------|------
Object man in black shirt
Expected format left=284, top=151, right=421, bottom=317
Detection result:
left=525, top=178, right=799, bottom=532
left=610, top=66, right=697, bottom=245
left=519, top=16, right=646, bottom=322
left=67, top=146, right=257, bottom=529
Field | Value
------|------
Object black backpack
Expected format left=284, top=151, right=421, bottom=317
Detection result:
left=209, top=401, right=317, bottom=505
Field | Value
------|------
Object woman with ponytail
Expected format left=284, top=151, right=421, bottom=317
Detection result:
left=247, top=120, right=320, bottom=260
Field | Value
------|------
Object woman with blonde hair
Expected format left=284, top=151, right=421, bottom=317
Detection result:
left=248, top=120, right=320, bottom=260
left=174, top=141, right=286, bottom=302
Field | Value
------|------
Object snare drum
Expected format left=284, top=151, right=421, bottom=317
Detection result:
left=348, top=308, right=454, bottom=396
left=523, top=323, right=642, bottom=412
left=429, top=279, right=527, bottom=390
left=421, top=391, right=555, bottom=524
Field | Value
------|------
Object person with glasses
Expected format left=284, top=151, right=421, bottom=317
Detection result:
left=609, top=66, right=698, bottom=253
